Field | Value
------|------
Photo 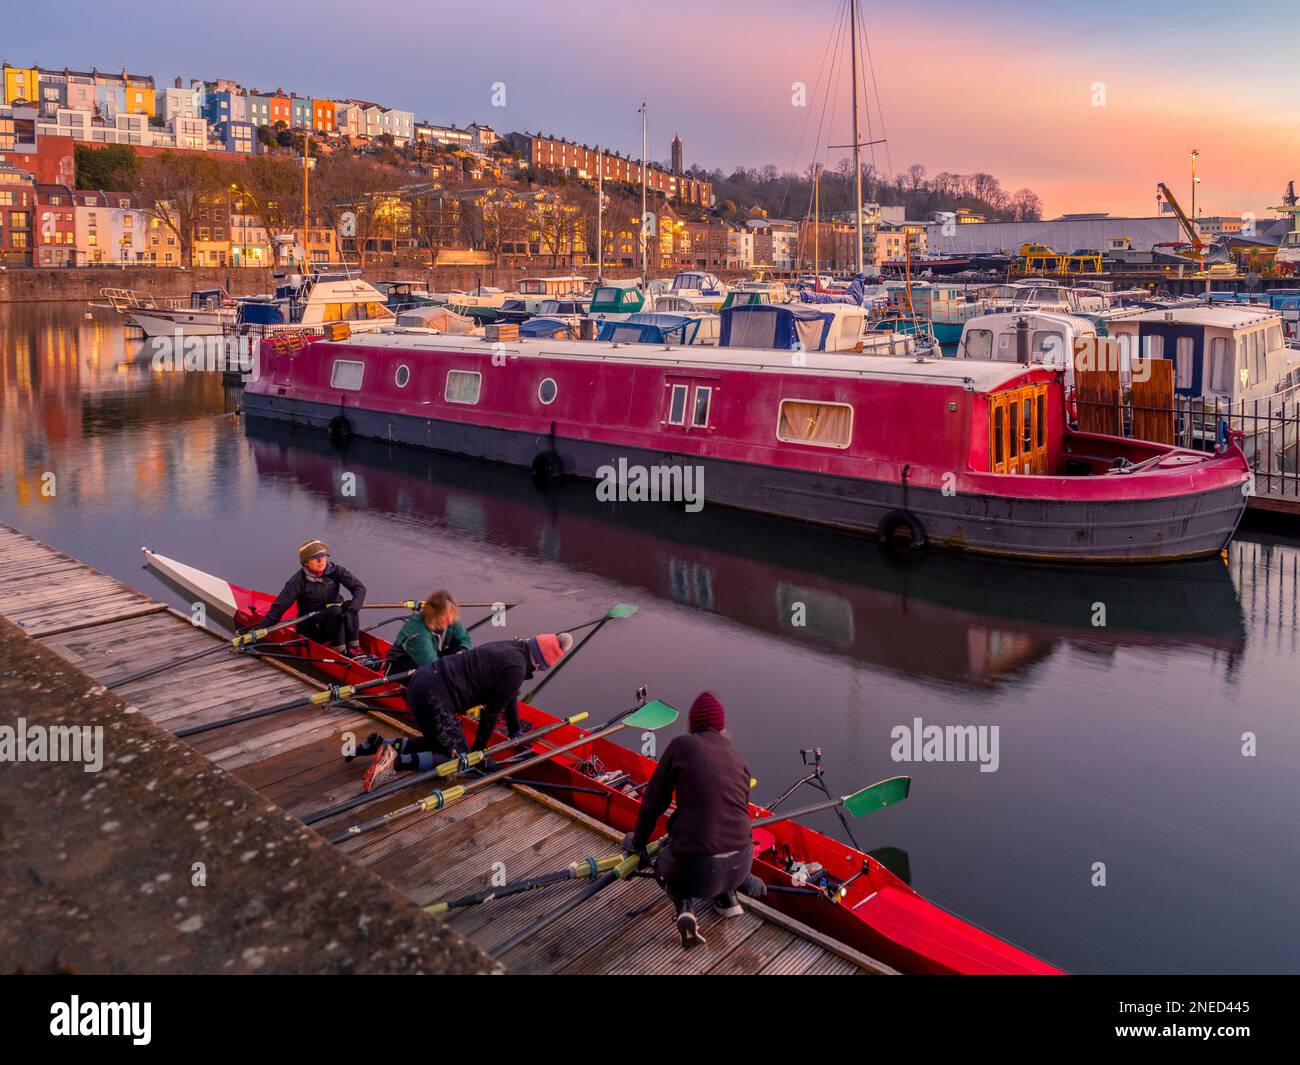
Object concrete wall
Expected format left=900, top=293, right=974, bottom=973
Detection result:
left=926, top=216, right=1187, bottom=255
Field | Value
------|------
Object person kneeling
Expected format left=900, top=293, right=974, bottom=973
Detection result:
left=623, top=692, right=766, bottom=949
left=361, top=632, right=573, bottom=792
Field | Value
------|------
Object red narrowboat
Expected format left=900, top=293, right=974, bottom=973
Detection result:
left=244, top=332, right=1251, bottom=562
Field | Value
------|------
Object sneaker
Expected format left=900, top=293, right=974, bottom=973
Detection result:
left=348, top=645, right=365, bottom=658
left=713, top=891, right=744, bottom=918
left=347, top=731, right=385, bottom=763
left=677, top=911, right=707, bottom=950
left=362, top=742, right=398, bottom=793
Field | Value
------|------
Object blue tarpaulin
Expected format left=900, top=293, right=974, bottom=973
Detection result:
left=719, top=304, right=834, bottom=350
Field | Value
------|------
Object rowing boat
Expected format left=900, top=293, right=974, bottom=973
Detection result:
left=141, top=547, right=1063, bottom=975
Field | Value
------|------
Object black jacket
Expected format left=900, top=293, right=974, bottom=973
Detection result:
left=259, top=562, right=366, bottom=627
left=408, top=639, right=535, bottom=750
left=633, top=730, right=752, bottom=856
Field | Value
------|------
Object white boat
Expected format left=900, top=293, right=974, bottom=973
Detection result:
left=668, top=271, right=730, bottom=311
left=129, top=288, right=236, bottom=337
left=955, top=310, right=1100, bottom=386
left=228, top=270, right=396, bottom=337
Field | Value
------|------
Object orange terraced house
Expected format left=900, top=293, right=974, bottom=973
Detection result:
left=267, top=92, right=291, bottom=126
left=311, top=99, right=335, bottom=132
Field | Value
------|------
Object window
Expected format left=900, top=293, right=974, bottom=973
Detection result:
left=691, top=386, right=712, bottom=428
left=1174, top=336, right=1195, bottom=390
left=538, top=377, right=557, bottom=404
left=330, top=359, right=364, bottom=391
left=666, top=384, right=688, bottom=425
left=445, top=370, right=481, bottom=405
left=1143, top=334, right=1164, bottom=360
left=776, top=400, right=853, bottom=449
left=1208, top=337, right=1232, bottom=393
left=394, top=364, right=410, bottom=388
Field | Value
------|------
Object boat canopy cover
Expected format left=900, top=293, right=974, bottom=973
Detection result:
left=671, top=271, right=724, bottom=294
left=396, top=306, right=479, bottom=333
left=800, top=273, right=873, bottom=307
left=238, top=301, right=286, bottom=325
left=598, top=312, right=701, bottom=345
left=721, top=290, right=771, bottom=309
left=589, top=286, right=645, bottom=314
left=520, top=316, right=576, bottom=339
left=720, top=304, right=834, bottom=351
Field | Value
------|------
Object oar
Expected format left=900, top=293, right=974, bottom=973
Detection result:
left=327, top=699, right=677, bottom=844
left=301, top=710, right=590, bottom=826
left=107, top=604, right=341, bottom=689
left=174, top=666, right=418, bottom=738
left=425, top=852, right=627, bottom=915
left=523, top=604, right=638, bottom=703
left=360, top=601, right=519, bottom=611
left=491, top=775, right=911, bottom=957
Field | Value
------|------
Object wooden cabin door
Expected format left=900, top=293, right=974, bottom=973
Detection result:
left=989, top=384, right=1048, bottom=475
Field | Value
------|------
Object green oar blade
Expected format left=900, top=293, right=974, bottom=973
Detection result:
left=606, top=604, right=638, bottom=619
left=843, top=775, right=911, bottom=817
left=621, top=699, right=677, bottom=730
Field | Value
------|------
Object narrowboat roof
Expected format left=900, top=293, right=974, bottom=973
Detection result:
left=1119, top=307, right=1282, bottom=329
left=343, top=330, right=1038, bottom=391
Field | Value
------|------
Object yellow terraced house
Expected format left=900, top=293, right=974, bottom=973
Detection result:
left=3, top=65, right=40, bottom=104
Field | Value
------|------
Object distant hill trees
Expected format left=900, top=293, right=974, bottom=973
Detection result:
left=695, top=160, right=1043, bottom=223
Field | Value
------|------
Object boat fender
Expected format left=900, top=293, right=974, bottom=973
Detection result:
left=328, top=415, right=352, bottom=446
left=877, top=509, right=927, bottom=551
left=531, top=450, right=564, bottom=484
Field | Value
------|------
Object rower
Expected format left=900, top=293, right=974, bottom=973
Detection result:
left=256, top=539, right=366, bottom=657
left=385, top=590, right=472, bottom=679
left=622, top=692, right=766, bottom=949
left=361, top=632, right=574, bottom=792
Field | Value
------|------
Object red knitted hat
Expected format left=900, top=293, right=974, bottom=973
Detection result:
left=688, top=691, right=725, bottom=733
left=530, top=632, right=573, bottom=669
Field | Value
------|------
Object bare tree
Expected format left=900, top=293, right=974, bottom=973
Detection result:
left=1011, top=188, right=1044, bottom=222
left=231, top=154, right=303, bottom=251
left=312, top=154, right=404, bottom=266
left=472, top=189, right=532, bottom=268
left=136, top=152, right=228, bottom=266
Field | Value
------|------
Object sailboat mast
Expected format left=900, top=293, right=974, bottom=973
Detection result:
left=597, top=144, right=604, bottom=281
left=814, top=163, right=820, bottom=284
left=850, top=0, right=864, bottom=276
left=639, top=102, right=648, bottom=288
left=302, top=131, right=311, bottom=272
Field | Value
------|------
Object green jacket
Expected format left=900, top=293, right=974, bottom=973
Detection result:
left=387, top=614, right=472, bottom=671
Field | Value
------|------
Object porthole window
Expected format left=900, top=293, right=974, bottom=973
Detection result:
left=538, top=377, right=558, bottom=404
left=395, top=364, right=411, bottom=388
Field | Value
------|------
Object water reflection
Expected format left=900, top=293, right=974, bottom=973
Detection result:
left=244, top=420, right=1248, bottom=689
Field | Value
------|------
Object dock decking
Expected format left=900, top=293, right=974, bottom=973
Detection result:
left=0, top=521, right=891, bottom=975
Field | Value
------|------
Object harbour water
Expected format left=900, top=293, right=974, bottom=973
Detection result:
left=2, top=302, right=1298, bottom=974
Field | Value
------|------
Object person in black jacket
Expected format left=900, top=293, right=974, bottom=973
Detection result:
left=256, top=539, right=366, bottom=656
left=361, top=632, right=573, bottom=792
left=623, top=691, right=766, bottom=949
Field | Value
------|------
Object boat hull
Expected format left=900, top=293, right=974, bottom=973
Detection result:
left=129, top=310, right=231, bottom=336
left=242, top=392, right=1247, bottom=562
left=141, top=547, right=1063, bottom=974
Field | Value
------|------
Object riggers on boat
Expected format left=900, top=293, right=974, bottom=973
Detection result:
left=245, top=331, right=1251, bottom=562
left=141, top=548, right=1063, bottom=975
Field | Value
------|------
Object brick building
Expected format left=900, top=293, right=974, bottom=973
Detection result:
left=505, top=131, right=712, bottom=206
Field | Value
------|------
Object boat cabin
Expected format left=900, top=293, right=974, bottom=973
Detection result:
left=956, top=312, right=1099, bottom=382
left=1105, top=306, right=1300, bottom=404
left=234, top=276, right=395, bottom=332
left=517, top=276, right=588, bottom=297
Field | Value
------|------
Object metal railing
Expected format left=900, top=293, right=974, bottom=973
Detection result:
left=1074, top=388, right=1300, bottom=500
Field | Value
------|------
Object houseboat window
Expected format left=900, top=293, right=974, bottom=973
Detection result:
left=1032, top=330, right=1064, bottom=361
left=1036, top=393, right=1046, bottom=448
left=395, top=364, right=411, bottom=389
left=993, top=406, right=1005, bottom=465
left=365, top=301, right=390, bottom=319
left=1007, top=401, right=1020, bottom=459
left=1174, top=336, right=1195, bottom=390
left=1208, top=338, right=1232, bottom=393
left=445, top=370, right=482, bottom=405
left=776, top=400, right=853, bottom=449
left=691, top=387, right=712, bottom=429
left=330, top=360, right=364, bottom=391
left=667, top=384, right=688, bottom=425
left=538, top=377, right=557, bottom=405
left=966, top=329, right=993, bottom=359
left=1267, top=324, right=1283, bottom=351
left=1143, top=335, right=1164, bottom=360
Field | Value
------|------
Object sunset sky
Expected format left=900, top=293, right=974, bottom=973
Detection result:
left=7, top=0, right=1299, bottom=218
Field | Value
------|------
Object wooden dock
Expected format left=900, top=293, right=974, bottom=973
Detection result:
left=0, top=522, right=890, bottom=975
